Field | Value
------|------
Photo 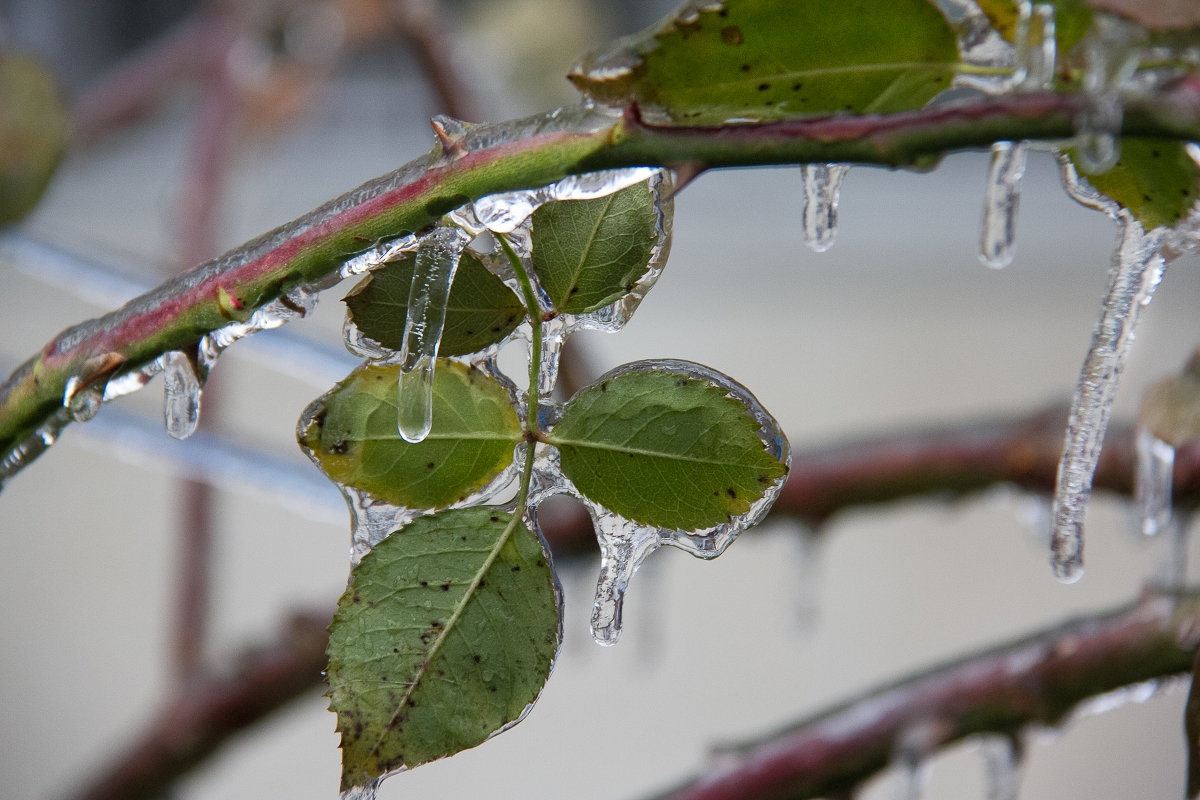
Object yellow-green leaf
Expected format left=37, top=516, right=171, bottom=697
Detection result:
left=1068, top=139, right=1200, bottom=231
left=298, top=361, right=522, bottom=509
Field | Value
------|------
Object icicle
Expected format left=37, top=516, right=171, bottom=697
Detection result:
left=589, top=511, right=661, bottom=646
left=1049, top=218, right=1166, bottom=582
left=162, top=350, right=202, bottom=440
left=1135, top=427, right=1175, bottom=536
left=979, top=141, right=1028, bottom=268
left=1075, top=15, right=1145, bottom=173
left=1154, top=511, right=1190, bottom=590
left=789, top=522, right=824, bottom=634
left=396, top=226, right=467, bottom=443
left=892, top=756, right=930, bottom=800
left=1012, top=2, right=1056, bottom=91
left=979, top=735, right=1023, bottom=800
left=801, top=164, right=849, bottom=253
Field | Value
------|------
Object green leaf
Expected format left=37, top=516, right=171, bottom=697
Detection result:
left=0, top=52, right=68, bottom=224
left=568, top=0, right=959, bottom=124
left=298, top=361, right=522, bottom=509
left=345, top=251, right=526, bottom=356
left=531, top=180, right=658, bottom=314
left=1068, top=139, right=1200, bottom=231
left=548, top=364, right=788, bottom=531
left=328, top=507, right=560, bottom=790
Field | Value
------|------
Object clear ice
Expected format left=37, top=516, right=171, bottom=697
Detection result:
left=1050, top=161, right=1168, bottom=581
left=1075, top=15, right=1145, bottom=173
left=162, top=350, right=202, bottom=440
left=801, top=164, right=849, bottom=253
left=339, top=778, right=381, bottom=800
left=1135, top=428, right=1174, bottom=537
left=396, top=226, right=468, bottom=443
left=62, top=375, right=104, bottom=424
left=979, top=141, right=1028, bottom=269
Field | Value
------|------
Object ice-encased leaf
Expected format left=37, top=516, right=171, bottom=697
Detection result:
left=345, top=250, right=525, bottom=357
left=530, top=180, right=658, bottom=314
left=1067, top=140, right=1200, bottom=231
left=549, top=363, right=788, bottom=531
left=0, top=52, right=68, bottom=224
left=298, top=361, right=521, bottom=509
left=328, top=506, right=560, bottom=791
left=568, top=0, right=959, bottom=124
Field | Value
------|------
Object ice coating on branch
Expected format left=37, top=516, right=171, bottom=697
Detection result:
left=1012, top=2, right=1055, bottom=91
left=163, top=350, right=202, bottom=440
left=1050, top=160, right=1167, bottom=582
left=1135, top=428, right=1174, bottom=536
left=468, top=167, right=660, bottom=234
left=801, top=164, right=849, bottom=253
left=396, top=226, right=468, bottom=443
left=944, top=0, right=1054, bottom=94
left=1076, top=15, right=1145, bottom=173
left=979, top=142, right=1028, bottom=268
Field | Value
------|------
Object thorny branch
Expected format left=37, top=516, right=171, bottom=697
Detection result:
left=7, top=86, right=1200, bottom=476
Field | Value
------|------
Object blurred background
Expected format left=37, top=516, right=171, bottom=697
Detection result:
left=2, top=1, right=1199, bottom=798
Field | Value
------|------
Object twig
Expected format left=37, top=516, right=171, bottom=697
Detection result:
left=7, top=88, right=1200, bottom=478
left=392, top=0, right=477, bottom=121
left=644, top=590, right=1200, bottom=800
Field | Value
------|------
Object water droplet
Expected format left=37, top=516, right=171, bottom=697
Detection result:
left=979, top=141, right=1028, bottom=269
left=801, top=163, right=849, bottom=253
left=397, top=226, right=468, bottom=443
left=1049, top=193, right=1166, bottom=581
left=163, top=350, right=202, bottom=440
left=1135, top=428, right=1175, bottom=536
left=63, top=375, right=104, bottom=423
left=1075, top=16, right=1145, bottom=173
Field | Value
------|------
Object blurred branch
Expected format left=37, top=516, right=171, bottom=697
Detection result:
left=58, top=589, right=1200, bottom=800
left=392, top=0, right=477, bottom=120
left=646, top=590, right=1200, bottom=800
left=59, top=610, right=331, bottom=800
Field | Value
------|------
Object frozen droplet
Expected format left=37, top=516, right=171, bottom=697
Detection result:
left=1153, top=511, right=1190, bottom=590
left=979, top=141, right=1028, bottom=268
left=1049, top=215, right=1166, bottom=582
left=1135, top=427, right=1175, bottom=536
left=979, top=735, right=1022, bottom=800
left=62, top=375, right=104, bottom=423
left=788, top=522, right=824, bottom=634
left=892, top=756, right=930, bottom=800
left=163, top=350, right=202, bottom=440
left=588, top=510, right=661, bottom=646
left=801, top=163, right=849, bottom=253
left=397, top=226, right=468, bottom=443
left=339, top=778, right=381, bottom=800
left=1075, top=15, right=1145, bottom=173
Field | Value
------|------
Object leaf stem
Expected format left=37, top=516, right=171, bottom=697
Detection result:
left=497, top=233, right=542, bottom=511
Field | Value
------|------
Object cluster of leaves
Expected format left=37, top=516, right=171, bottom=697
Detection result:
left=285, top=0, right=1200, bottom=791
left=299, top=179, right=789, bottom=790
